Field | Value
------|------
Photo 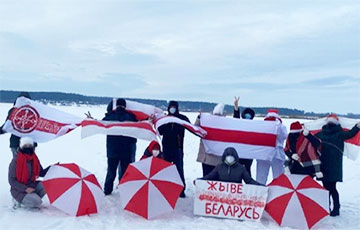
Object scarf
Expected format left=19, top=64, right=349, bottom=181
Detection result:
left=16, top=152, right=40, bottom=184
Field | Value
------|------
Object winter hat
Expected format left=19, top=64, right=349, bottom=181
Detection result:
left=19, top=137, right=34, bottom=149
left=148, top=141, right=161, bottom=152
left=326, top=113, right=339, bottom=125
left=168, top=101, right=179, bottom=113
left=116, top=98, right=126, bottom=108
left=212, top=103, right=224, bottom=116
left=241, top=108, right=255, bottom=120
left=18, top=92, right=31, bottom=99
left=264, top=109, right=282, bottom=123
left=289, top=121, right=303, bottom=133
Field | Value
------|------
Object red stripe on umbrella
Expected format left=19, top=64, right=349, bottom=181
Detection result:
left=125, top=182, right=150, bottom=219
left=151, top=180, right=184, bottom=209
left=42, top=178, right=79, bottom=203
left=297, top=192, right=329, bottom=229
left=265, top=192, right=293, bottom=225
left=76, top=181, right=98, bottom=216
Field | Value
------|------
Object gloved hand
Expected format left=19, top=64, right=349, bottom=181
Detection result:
left=292, top=153, right=300, bottom=161
left=315, top=172, right=323, bottom=179
left=303, top=128, right=309, bottom=136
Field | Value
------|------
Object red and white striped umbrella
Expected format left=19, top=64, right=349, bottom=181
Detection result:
left=265, top=174, right=329, bottom=229
left=118, top=157, right=184, bottom=219
left=42, top=163, right=104, bottom=216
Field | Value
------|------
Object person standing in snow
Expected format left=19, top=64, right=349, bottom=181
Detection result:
left=200, top=147, right=262, bottom=185
left=256, top=109, right=288, bottom=185
left=233, top=96, right=256, bottom=176
left=310, top=114, right=360, bottom=216
left=103, top=98, right=137, bottom=195
left=8, top=137, right=49, bottom=209
left=195, top=103, right=225, bottom=177
left=140, top=141, right=164, bottom=160
left=0, top=92, right=37, bottom=158
left=158, top=101, right=190, bottom=197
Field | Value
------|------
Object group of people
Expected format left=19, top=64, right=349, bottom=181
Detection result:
left=1, top=92, right=360, bottom=219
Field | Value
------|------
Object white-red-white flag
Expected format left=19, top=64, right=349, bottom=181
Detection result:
left=2, top=97, right=83, bottom=142
left=155, top=115, right=207, bottom=138
left=109, top=98, right=164, bottom=121
left=81, top=119, right=158, bottom=141
left=200, top=113, right=278, bottom=161
left=304, top=117, right=360, bottom=160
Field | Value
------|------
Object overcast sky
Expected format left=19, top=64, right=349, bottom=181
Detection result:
left=0, top=0, right=359, bottom=114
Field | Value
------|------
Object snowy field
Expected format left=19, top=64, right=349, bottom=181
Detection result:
left=0, top=103, right=359, bottom=230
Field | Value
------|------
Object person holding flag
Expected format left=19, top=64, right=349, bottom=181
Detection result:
left=158, top=101, right=190, bottom=198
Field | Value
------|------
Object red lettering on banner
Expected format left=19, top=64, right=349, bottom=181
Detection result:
left=237, top=206, right=247, bottom=218
left=207, top=181, right=217, bottom=191
left=245, top=208, right=252, bottom=219
left=253, top=209, right=260, bottom=220
left=205, top=203, right=212, bottom=214
left=219, top=183, right=225, bottom=192
left=36, top=118, right=63, bottom=134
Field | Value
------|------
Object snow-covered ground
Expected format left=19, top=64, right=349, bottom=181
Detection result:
left=0, top=103, right=359, bottom=230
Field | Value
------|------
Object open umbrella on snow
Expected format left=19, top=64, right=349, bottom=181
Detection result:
left=265, top=174, right=329, bottom=229
left=42, top=163, right=104, bottom=216
left=118, top=157, right=184, bottom=219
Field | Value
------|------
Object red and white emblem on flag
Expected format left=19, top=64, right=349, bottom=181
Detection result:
left=11, top=105, right=40, bottom=133
left=3, top=97, right=83, bottom=142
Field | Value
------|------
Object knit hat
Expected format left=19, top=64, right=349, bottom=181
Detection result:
left=19, top=137, right=34, bottom=149
left=212, top=103, right=224, bottom=116
left=116, top=98, right=126, bottom=108
left=326, top=113, right=339, bottom=125
left=264, top=109, right=282, bottom=123
left=241, top=108, right=255, bottom=120
left=148, top=141, right=161, bottom=152
left=289, top=121, right=303, bottom=133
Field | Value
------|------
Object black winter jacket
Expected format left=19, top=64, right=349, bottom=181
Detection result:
left=102, top=107, right=137, bottom=158
left=202, top=147, right=262, bottom=185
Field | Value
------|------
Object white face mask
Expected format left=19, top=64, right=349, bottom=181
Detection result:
left=225, top=155, right=235, bottom=165
left=152, top=150, right=160, bottom=157
left=169, top=107, right=177, bottom=114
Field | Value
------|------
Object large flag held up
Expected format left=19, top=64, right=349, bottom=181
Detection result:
left=81, top=119, right=158, bottom=141
left=108, top=98, right=164, bottom=121
left=303, top=117, right=360, bottom=160
left=200, top=113, right=278, bottom=161
left=2, top=97, right=83, bottom=142
left=155, top=115, right=207, bottom=138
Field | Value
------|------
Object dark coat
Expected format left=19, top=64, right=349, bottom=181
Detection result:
left=8, top=153, right=48, bottom=202
left=102, top=107, right=137, bottom=158
left=202, top=147, right=262, bottom=185
left=315, top=124, right=359, bottom=182
left=158, top=101, right=190, bottom=151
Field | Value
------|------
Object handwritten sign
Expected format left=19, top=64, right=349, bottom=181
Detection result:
left=194, top=180, right=268, bottom=221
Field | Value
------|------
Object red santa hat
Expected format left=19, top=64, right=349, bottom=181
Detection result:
left=326, top=113, right=339, bottom=125
left=264, top=109, right=282, bottom=123
left=289, top=121, right=303, bottom=133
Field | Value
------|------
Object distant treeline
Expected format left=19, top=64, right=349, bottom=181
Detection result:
left=1, top=90, right=359, bottom=119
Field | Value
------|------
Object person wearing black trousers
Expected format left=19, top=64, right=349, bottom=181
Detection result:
left=103, top=99, right=137, bottom=195
left=158, top=101, right=190, bottom=198
left=308, top=114, right=360, bottom=217
left=233, top=96, right=255, bottom=176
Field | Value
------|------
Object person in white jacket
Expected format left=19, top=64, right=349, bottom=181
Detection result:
left=256, top=109, right=288, bottom=184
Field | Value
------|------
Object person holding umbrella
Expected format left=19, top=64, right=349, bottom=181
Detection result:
left=140, top=141, right=164, bottom=160
left=8, top=137, right=49, bottom=209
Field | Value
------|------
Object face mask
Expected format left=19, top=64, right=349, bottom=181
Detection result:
left=244, top=113, right=252, bottom=120
left=169, top=107, right=177, bottom=114
left=21, top=147, right=34, bottom=155
left=152, top=150, right=160, bottom=157
left=225, top=155, right=235, bottom=165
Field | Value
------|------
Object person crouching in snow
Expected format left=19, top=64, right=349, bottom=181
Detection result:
left=200, top=147, right=262, bottom=185
left=284, top=121, right=323, bottom=178
left=8, top=137, right=49, bottom=209
left=256, top=109, right=288, bottom=185
left=311, top=114, right=360, bottom=217
left=140, top=141, right=163, bottom=160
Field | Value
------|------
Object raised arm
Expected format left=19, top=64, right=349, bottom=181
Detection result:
left=340, top=123, right=360, bottom=141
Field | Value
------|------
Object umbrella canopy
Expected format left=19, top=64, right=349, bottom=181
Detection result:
left=118, top=157, right=184, bottom=219
left=42, top=163, right=104, bottom=216
left=265, top=174, right=329, bottom=229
